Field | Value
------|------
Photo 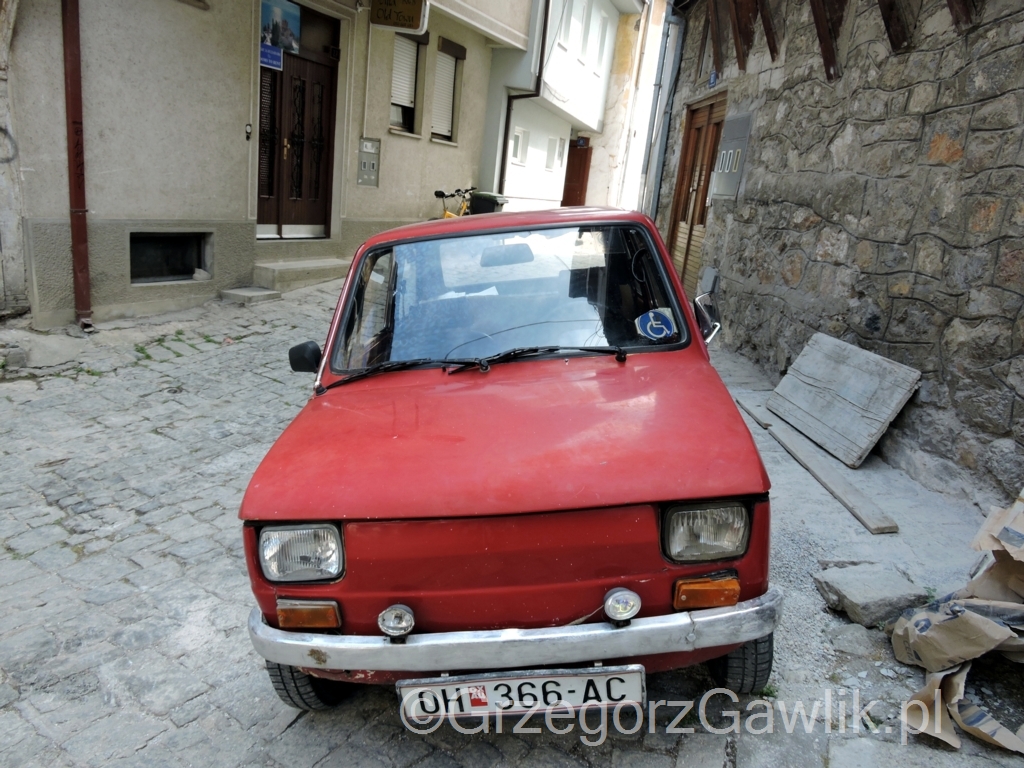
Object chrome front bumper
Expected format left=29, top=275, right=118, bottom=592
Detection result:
left=248, top=586, right=782, bottom=672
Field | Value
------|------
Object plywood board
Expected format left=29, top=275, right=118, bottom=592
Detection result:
left=766, top=333, right=921, bottom=468
left=735, top=393, right=774, bottom=428
left=767, top=420, right=900, bottom=534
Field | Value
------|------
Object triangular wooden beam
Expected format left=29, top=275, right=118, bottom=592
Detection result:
left=757, top=0, right=779, bottom=60
left=808, top=0, right=847, bottom=81
left=946, top=0, right=982, bottom=33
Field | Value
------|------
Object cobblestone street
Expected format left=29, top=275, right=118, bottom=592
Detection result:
left=1, top=283, right=1023, bottom=768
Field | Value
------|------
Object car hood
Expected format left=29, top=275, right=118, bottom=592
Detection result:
left=240, top=349, right=770, bottom=521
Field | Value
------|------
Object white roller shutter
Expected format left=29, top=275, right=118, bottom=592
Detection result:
left=391, top=36, right=417, bottom=108
left=431, top=52, right=456, bottom=138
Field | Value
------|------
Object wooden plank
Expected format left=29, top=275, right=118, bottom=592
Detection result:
left=876, top=0, right=913, bottom=52
left=946, top=0, right=979, bottom=33
left=767, top=420, right=900, bottom=535
left=707, top=0, right=724, bottom=77
left=766, top=333, right=921, bottom=468
left=725, top=0, right=748, bottom=71
left=735, top=393, right=774, bottom=428
left=808, top=0, right=841, bottom=81
left=757, top=0, right=779, bottom=60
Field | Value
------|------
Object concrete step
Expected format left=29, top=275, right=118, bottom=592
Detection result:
left=220, top=287, right=282, bottom=306
left=253, top=258, right=349, bottom=292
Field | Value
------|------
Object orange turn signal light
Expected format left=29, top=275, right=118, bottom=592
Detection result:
left=672, top=576, right=741, bottom=611
left=276, top=599, right=342, bottom=630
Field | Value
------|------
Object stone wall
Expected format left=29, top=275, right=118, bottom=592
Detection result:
left=0, top=0, right=27, bottom=318
left=656, top=0, right=1024, bottom=505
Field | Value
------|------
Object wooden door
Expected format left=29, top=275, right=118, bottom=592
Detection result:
left=257, top=11, right=338, bottom=238
left=668, top=97, right=726, bottom=297
left=280, top=56, right=335, bottom=230
left=561, top=142, right=592, bottom=207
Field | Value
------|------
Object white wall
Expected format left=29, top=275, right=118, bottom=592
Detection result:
left=540, top=0, right=620, bottom=131
left=501, top=98, right=571, bottom=210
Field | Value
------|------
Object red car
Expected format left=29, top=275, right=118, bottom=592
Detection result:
left=240, top=208, right=780, bottom=716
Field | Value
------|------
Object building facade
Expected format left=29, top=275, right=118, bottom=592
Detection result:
left=654, top=0, right=1024, bottom=503
left=479, top=0, right=651, bottom=211
left=2, top=0, right=532, bottom=327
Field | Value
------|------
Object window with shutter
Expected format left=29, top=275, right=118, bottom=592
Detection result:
left=431, top=52, right=456, bottom=139
left=391, top=35, right=418, bottom=131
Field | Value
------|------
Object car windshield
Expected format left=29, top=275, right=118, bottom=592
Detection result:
left=331, top=225, right=685, bottom=372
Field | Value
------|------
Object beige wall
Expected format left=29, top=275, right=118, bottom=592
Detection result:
left=8, top=0, right=504, bottom=326
left=431, top=0, right=532, bottom=49
left=340, top=8, right=493, bottom=223
left=11, top=0, right=253, bottom=221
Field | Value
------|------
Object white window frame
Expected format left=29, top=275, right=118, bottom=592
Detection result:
left=545, top=137, right=558, bottom=171
left=511, top=128, right=530, bottom=165
left=391, top=34, right=426, bottom=135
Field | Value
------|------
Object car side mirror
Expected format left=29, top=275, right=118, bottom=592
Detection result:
left=694, top=293, right=721, bottom=344
left=289, top=341, right=322, bottom=372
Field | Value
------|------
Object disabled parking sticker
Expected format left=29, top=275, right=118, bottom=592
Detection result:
left=635, top=308, right=677, bottom=341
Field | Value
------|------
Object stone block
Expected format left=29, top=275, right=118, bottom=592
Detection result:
left=827, top=623, right=880, bottom=656
left=907, top=82, right=937, bottom=113
left=814, top=564, right=928, bottom=627
left=4, top=346, right=27, bottom=369
left=971, top=92, right=1023, bottom=130
left=952, top=370, right=1015, bottom=434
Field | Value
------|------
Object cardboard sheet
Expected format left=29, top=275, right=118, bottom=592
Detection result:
left=892, top=489, right=1024, bottom=755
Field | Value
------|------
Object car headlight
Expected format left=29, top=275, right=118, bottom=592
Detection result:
left=663, top=503, right=750, bottom=562
left=259, top=525, right=343, bottom=582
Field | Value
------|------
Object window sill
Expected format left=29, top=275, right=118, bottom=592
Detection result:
left=388, top=127, right=422, bottom=139
left=430, top=136, right=458, bottom=147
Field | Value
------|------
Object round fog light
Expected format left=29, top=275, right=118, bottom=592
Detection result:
left=378, top=604, right=415, bottom=638
left=604, top=588, right=641, bottom=624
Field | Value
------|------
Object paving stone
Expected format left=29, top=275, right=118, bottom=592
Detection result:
left=827, top=624, right=880, bottom=657
left=7, top=524, right=69, bottom=554
left=813, top=564, right=929, bottom=627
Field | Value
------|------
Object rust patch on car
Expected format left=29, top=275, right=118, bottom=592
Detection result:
left=307, top=648, right=328, bottom=665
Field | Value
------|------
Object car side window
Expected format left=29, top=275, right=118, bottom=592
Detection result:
left=336, top=251, right=395, bottom=370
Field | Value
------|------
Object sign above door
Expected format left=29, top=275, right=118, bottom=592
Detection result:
left=371, top=0, right=428, bottom=34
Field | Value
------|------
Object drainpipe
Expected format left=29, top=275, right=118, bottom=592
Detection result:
left=646, top=11, right=685, bottom=219
left=498, top=0, right=552, bottom=195
left=61, top=0, right=92, bottom=329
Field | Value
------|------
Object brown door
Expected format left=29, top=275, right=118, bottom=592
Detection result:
left=280, top=56, right=335, bottom=229
left=258, top=8, right=338, bottom=238
left=668, top=97, right=726, bottom=298
left=561, top=141, right=592, bottom=207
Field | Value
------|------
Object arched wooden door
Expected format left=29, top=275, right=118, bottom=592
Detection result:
left=668, top=96, right=726, bottom=298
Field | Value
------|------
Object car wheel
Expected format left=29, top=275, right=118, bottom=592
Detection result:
left=266, top=660, right=351, bottom=710
left=706, top=633, right=774, bottom=694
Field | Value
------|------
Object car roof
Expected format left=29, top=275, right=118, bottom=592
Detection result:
left=359, top=207, right=654, bottom=250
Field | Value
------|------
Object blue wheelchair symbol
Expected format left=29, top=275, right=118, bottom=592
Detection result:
left=635, top=309, right=676, bottom=341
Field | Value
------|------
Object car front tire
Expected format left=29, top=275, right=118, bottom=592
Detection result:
left=266, top=660, right=351, bottom=710
left=706, top=632, right=774, bottom=694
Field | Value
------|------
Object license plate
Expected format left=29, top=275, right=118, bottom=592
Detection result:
left=397, top=666, right=645, bottom=718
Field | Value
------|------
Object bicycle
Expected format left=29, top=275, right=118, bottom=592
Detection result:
left=434, top=187, right=476, bottom=218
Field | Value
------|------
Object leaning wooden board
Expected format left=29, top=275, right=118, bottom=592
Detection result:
left=766, top=333, right=921, bottom=468
left=736, top=393, right=899, bottom=534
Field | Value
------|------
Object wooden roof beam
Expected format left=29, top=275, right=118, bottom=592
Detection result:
left=946, top=0, right=982, bottom=33
left=876, top=0, right=918, bottom=52
left=757, top=0, right=779, bottom=60
left=809, top=0, right=846, bottom=81
left=726, top=0, right=759, bottom=71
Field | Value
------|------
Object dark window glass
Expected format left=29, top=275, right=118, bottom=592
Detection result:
left=130, top=233, right=203, bottom=284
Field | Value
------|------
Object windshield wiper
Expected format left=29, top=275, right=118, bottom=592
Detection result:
left=445, top=345, right=627, bottom=374
left=317, top=358, right=449, bottom=393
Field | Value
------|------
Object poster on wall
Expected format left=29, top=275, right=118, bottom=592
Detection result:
left=260, top=0, right=301, bottom=70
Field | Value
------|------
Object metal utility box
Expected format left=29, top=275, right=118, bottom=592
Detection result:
left=711, top=114, right=751, bottom=200
left=357, top=138, right=380, bottom=187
